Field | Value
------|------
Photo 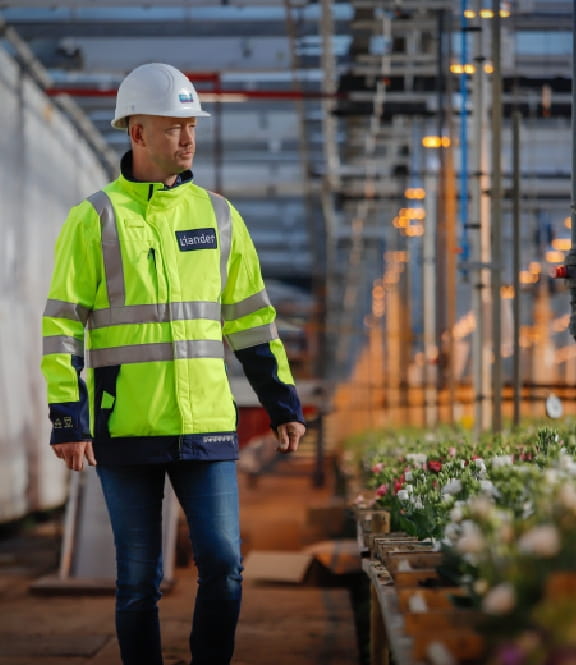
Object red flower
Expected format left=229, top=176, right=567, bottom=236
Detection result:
left=376, top=484, right=388, bottom=497
left=393, top=478, right=404, bottom=494
left=427, top=460, right=443, bottom=473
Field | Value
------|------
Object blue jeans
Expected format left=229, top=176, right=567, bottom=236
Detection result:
left=97, top=460, right=243, bottom=665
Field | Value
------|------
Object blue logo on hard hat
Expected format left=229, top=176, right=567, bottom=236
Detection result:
left=179, top=90, right=195, bottom=103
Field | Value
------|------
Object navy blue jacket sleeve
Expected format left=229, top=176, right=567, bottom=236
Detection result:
left=234, top=343, right=304, bottom=429
left=49, top=355, right=92, bottom=444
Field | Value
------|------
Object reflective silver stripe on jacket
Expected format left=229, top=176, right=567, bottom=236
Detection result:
left=89, top=301, right=221, bottom=328
left=225, top=322, right=278, bottom=351
left=88, top=190, right=125, bottom=309
left=221, top=289, right=272, bottom=322
left=43, top=299, right=90, bottom=326
left=207, top=191, right=232, bottom=294
left=43, top=335, right=84, bottom=356
left=89, top=339, right=225, bottom=368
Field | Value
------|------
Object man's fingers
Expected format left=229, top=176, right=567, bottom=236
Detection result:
left=276, top=422, right=305, bottom=453
left=52, top=441, right=96, bottom=472
left=85, top=441, right=97, bottom=467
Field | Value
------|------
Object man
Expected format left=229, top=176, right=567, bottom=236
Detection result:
left=41, top=62, right=306, bottom=665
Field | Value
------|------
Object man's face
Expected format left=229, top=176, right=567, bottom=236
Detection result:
left=135, top=115, right=197, bottom=178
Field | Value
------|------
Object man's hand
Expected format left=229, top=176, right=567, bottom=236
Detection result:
left=52, top=441, right=97, bottom=472
left=275, top=421, right=306, bottom=453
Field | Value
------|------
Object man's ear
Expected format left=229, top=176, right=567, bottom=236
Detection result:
left=129, top=121, right=145, bottom=146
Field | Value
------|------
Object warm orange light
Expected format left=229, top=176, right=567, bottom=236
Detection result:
left=552, top=238, right=571, bottom=251
left=501, top=285, right=514, bottom=299
left=529, top=261, right=542, bottom=275
left=464, top=9, right=476, bottom=18
left=484, top=63, right=494, bottom=74
left=387, top=250, right=408, bottom=263
left=393, top=215, right=409, bottom=229
left=545, top=250, right=565, bottom=264
left=450, top=64, right=475, bottom=74
left=519, top=270, right=537, bottom=285
left=422, top=136, right=451, bottom=148
left=479, top=8, right=510, bottom=18
left=565, top=216, right=572, bottom=229
left=399, top=207, right=426, bottom=220
left=404, top=224, right=424, bottom=237
left=405, top=187, right=425, bottom=199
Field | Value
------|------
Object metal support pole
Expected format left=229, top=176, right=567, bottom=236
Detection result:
left=490, top=0, right=503, bottom=433
left=567, top=0, right=576, bottom=341
left=512, top=111, right=521, bottom=427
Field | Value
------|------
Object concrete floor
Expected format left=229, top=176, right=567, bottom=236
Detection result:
left=0, top=455, right=360, bottom=665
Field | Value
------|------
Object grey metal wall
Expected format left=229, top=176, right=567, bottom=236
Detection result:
left=0, top=47, right=108, bottom=521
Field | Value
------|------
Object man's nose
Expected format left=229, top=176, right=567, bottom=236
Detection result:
left=181, top=128, right=194, bottom=145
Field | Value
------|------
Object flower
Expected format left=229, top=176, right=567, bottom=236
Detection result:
left=456, top=527, right=486, bottom=554
left=375, top=484, right=388, bottom=497
left=558, top=483, right=576, bottom=511
left=468, top=495, right=494, bottom=519
left=517, top=524, right=560, bottom=557
left=428, top=460, right=443, bottom=473
left=482, top=583, right=516, bottom=615
left=371, top=462, right=384, bottom=473
left=442, top=478, right=462, bottom=495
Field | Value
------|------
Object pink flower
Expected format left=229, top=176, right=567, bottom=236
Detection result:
left=448, top=447, right=457, bottom=457
left=371, top=462, right=384, bottom=473
left=375, top=484, right=388, bottom=497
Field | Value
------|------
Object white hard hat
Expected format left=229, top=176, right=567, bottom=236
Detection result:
left=111, top=62, right=210, bottom=129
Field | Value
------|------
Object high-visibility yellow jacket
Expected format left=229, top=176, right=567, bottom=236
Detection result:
left=41, top=153, right=303, bottom=464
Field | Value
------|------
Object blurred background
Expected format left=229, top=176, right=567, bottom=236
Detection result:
left=0, top=0, right=574, bottom=522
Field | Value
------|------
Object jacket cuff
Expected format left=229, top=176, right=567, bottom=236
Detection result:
left=49, top=402, right=92, bottom=444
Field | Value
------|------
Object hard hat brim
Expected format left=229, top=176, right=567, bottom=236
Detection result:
left=111, top=109, right=211, bottom=130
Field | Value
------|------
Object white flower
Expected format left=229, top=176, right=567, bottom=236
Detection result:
left=468, top=495, right=494, bottom=518
left=397, top=489, right=410, bottom=501
left=482, top=583, right=515, bottom=614
left=450, top=505, right=464, bottom=522
left=405, top=484, right=414, bottom=494
left=491, top=454, right=514, bottom=469
left=456, top=527, right=485, bottom=554
left=405, top=470, right=414, bottom=481
left=545, top=469, right=560, bottom=485
left=442, top=478, right=462, bottom=495
left=558, top=452, right=576, bottom=474
left=517, top=524, right=560, bottom=557
left=443, top=523, right=459, bottom=543
left=412, top=498, right=424, bottom=510
left=442, top=494, right=455, bottom=507
left=474, top=458, right=487, bottom=475
left=406, top=453, right=427, bottom=469
left=479, top=480, right=498, bottom=496
left=558, top=483, right=576, bottom=511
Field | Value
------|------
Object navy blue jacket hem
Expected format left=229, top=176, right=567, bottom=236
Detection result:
left=92, top=432, right=239, bottom=465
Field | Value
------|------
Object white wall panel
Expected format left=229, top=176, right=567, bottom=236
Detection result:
left=0, top=47, right=108, bottom=520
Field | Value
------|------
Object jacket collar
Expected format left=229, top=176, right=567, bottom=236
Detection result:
left=117, top=151, right=195, bottom=202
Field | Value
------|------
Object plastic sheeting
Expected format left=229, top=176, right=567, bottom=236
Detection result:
left=0, top=47, right=109, bottom=521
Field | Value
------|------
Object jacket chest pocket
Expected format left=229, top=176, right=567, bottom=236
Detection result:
left=120, top=226, right=167, bottom=303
